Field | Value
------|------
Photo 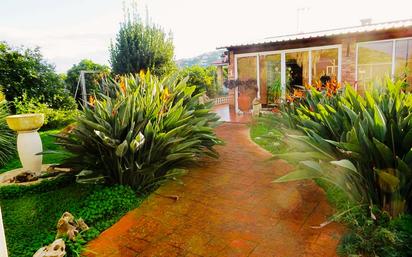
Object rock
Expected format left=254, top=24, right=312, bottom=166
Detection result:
left=56, top=212, right=78, bottom=240
left=10, top=171, right=38, bottom=183
left=76, top=218, right=89, bottom=231
left=33, top=239, right=66, bottom=257
left=56, top=212, right=89, bottom=241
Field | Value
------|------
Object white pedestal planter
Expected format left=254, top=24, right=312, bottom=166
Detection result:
left=6, top=114, right=44, bottom=176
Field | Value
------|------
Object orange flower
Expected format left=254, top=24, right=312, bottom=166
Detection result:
left=89, top=95, right=95, bottom=107
left=119, top=77, right=126, bottom=95
left=315, top=81, right=322, bottom=91
left=293, top=89, right=304, bottom=98
left=139, top=69, right=146, bottom=80
left=162, top=87, right=170, bottom=102
left=326, top=89, right=333, bottom=98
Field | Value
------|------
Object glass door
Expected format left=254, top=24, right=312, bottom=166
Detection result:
left=260, top=54, right=281, bottom=105
left=285, top=51, right=309, bottom=95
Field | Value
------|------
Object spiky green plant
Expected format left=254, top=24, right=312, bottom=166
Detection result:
left=0, top=90, right=15, bottom=168
left=275, top=80, right=412, bottom=217
left=58, top=72, right=222, bottom=191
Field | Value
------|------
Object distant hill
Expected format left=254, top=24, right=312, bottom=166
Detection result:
left=176, top=50, right=225, bottom=68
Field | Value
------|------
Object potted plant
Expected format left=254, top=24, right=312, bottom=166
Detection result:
left=267, top=78, right=282, bottom=105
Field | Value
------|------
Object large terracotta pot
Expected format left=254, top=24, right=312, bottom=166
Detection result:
left=238, top=94, right=251, bottom=112
left=238, top=87, right=257, bottom=112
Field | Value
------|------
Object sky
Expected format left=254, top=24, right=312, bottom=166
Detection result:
left=1, top=0, right=412, bottom=73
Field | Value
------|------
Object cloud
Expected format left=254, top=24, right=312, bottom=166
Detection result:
left=0, top=26, right=114, bottom=72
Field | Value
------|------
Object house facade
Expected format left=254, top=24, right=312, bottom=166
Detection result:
left=219, top=19, right=412, bottom=112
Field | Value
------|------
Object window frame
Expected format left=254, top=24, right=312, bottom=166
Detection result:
left=234, top=44, right=342, bottom=113
left=355, top=37, right=412, bottom=83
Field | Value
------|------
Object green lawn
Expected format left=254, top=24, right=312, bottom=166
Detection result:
left=249, top=115, right=288, bottom=154
left=0, top=128, right=145, bottom=257
left=1, top=179, right=144, bottom=257
left=0, top=129, right=68, bottom=173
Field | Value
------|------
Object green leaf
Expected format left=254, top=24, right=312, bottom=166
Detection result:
left=372, top=138, right=394, bottom=167
left=373, top=104, right=387, bottom=140
left=330, top=159, right=358, bottom=173
left=274, top=169, right=322, bottom=182
left=115, top=140, right=128, bottom=157
left=375, top=169, right=400, bottom=193
left=130, top=132, right=145, bottom=153
left=271, top=151, right=330, bottom=163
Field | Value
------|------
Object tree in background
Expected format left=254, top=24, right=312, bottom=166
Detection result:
left=180, top=65, right=220, bottom=98
left=66, top=59, right=110, bottom=102
left=109, top=12, right=175, bottom=76
left=0, top=42, right=75, bottom=111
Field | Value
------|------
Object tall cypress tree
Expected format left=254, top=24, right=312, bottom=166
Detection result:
left=109, top=13, right=175, bottom=76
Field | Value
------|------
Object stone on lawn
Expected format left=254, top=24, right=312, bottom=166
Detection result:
left=33, top=238, right=66, bottom=257
left=10, top=171, right=38, bottom=183
left=56, top=212, right=89, bottom=240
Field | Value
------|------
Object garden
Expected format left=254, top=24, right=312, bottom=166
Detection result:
left=0, top=10, right=223, bottom=257
left=1, top=4, right=412, bottom=257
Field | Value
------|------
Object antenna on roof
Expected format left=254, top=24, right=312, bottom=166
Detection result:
left=296, top=7, right=310, bottom=33
left=360, top=18, right=372, bottom=26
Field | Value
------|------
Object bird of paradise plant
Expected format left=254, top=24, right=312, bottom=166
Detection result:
left=276, top=79, right=412, bottom=217
left=58, top=72, right=223, bottom=192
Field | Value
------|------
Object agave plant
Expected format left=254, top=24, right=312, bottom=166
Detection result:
left=0, top=91, right=15, bottom=167
left=276, top=80, right=412, bottom=217
left=58, top=72, right=222, bottom=191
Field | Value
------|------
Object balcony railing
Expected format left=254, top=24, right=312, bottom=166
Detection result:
left=212, top=96, right=229, bottom=105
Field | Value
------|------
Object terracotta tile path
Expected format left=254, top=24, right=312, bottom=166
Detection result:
left=84, top=122, right=344, bottom=257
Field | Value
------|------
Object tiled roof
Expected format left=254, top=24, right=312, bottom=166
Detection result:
left=218, top=18, right=412, bottom=49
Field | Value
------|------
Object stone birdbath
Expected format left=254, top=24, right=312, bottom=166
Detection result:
left=6, top=113, right=44, bottom=176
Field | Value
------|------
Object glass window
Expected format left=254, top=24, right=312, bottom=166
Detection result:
left=286, top=51, right=309, bottom=94
left=236, top=56, right=257, bottom=111
left=394, top=39, right=412, bottom=90
left=259, top=54, right=281, bottom=104
left=237, top=56, right=257, bottom=81
left=311, top=48, right=339, bottom=85
left=357, top=41, right=393, bottom=90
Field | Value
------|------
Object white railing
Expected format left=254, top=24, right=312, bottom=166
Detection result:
left=212, top=96, right=229, bottom=105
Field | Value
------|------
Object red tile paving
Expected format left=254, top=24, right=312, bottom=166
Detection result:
left=84, top=122, right=344, bottom=257
left=212, top=104, right=252, bottom=123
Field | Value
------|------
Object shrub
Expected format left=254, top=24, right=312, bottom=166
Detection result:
left=253, top=105, right=412, bottom=257
left=59, top=72, right=222, bottom=191
left=14, top=93, right=78, bottom=130
left=0, top=42, right=75, bottom=111
left=337, top=211, right=412, bottom=257
left=0, top=91, right=15, bottom=167
left=180, top=65, right=220, bottom=98
left=276, top=80, right=412, bottom=217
